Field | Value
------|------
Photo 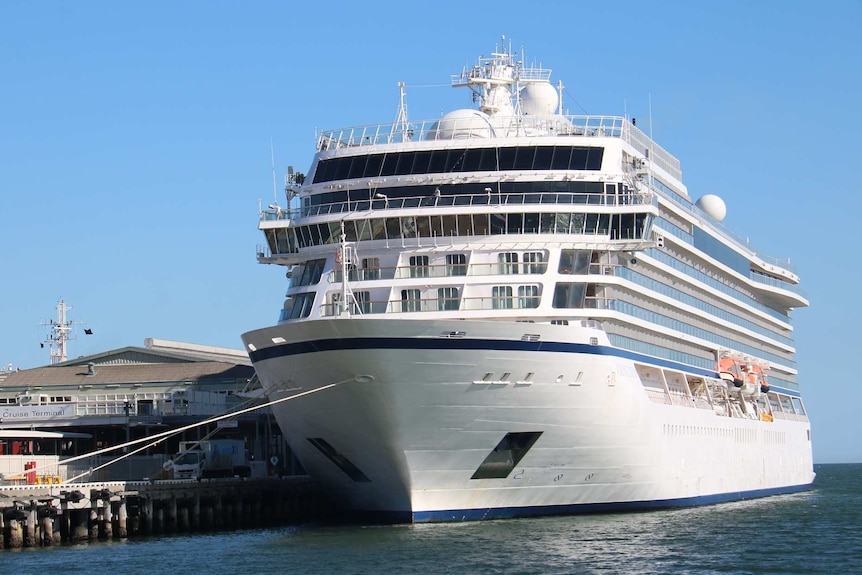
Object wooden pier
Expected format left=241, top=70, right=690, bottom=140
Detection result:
left=0, top=477, right=334, bottom=549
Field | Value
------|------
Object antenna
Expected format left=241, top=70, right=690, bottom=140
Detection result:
left=270, top=138, right=278, bottom=205
left=40, top=298, right=87, bottom=365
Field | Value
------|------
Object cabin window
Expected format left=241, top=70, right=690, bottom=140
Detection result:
left=437, top=287, right=460, bottom=311
left=446, top=253, right=467, bottom=276
left=499, top=253, right=519, bottom=274
left=401, top=289, right=421, bottom=312
left=518, top=285, right=540, bottom=308
left=409, top=255, right=430, bottom=278
left=492, top=286, right=514, bottom=309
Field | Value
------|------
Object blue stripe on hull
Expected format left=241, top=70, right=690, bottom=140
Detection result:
left=249, top=335, right=803, bottom=397
left=411, top=483, right=814, bottom=523
left=250, top=335, right=718, bottom=378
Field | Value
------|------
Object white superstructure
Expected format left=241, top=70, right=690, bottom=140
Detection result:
left=242, top=40, right=814, bottom=522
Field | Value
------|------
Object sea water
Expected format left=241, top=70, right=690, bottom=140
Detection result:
left=5, top=463, right=860, bottom=575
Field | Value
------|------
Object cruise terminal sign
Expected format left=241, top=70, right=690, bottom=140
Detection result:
left=1, top=404, right=74, bottom=421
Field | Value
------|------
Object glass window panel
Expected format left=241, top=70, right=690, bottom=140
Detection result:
left=442, top=214, right=458, bottom=237
left=385, top=217, right=402, bottom=239
left=552, top=282, right=586, bottom=308
left=428, top=150, right=447, bottom=173
left=533, top=146, right=553, bottom=169
left=334, top=157, right=351, bottom=180
left=478, top=147, right=497, bottom=171
left=473, top=213, right=489, bottom=235
left=395, top=152, right=415, bottom=175
left=514, top=146, right=535, bottom=170
left=347, top=155, right=368, bottom=179
left=462, top=149, right=480, bottom=172
left=498, top=147, right=516, bottom=170
left=540, top=213, right=556, bottom=233
left=370, top=218, right=387, bottom=239
left=490, top=213, right=506, bottom=234
left=430, top=214, right=443, bottom=238
left=507, top=213, right=523, bottom=234
left=416, top=215, right=431, bottom=237
left=380, top=153, right=398, bottom=176
left=457, top=214, right=473, bottom=235
left=551, top=146, right=572, bottom=170
left=355, top=219, right=372, bottom=241
left=364, top=154, right=384, bottom=177
left=401, top=216, right=417, bottom=238
left=523, top=213, right=539, bottom=233
left=411, top=151, right=433, bottom=174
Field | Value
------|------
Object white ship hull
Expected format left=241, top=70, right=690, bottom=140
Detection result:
left=243, top=318, right=814, bottom=522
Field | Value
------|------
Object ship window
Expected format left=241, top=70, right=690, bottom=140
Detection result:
left=284, top=292, right=316, bottom=319
left=348, top=155, right=368, bottom=179
left=291, top=259, right=327, bottom=287
left=533, top=146, right=553, bottom=169
left=275, top=230, right=290, bottom=254
left=401, top=289, right=421, bottom=312
left=415, top=215, right=431, bottom=237
left=492, top=286, right=514, bottom=309
left=540, top=213, right=556, bottom=234
left=471, top=431, right=543, bottom=480
left=478, top=147, right=497, bottom=171
left=437, top=287, right=459, bottom=311
left=559, top=250, right=591, bottom=275
left=364, top=154, right=384, bottom=177
left=499, top=252, right=519, bottom=274
left=523, top=252, right=545, bottom=274
left=507, top=213, right=523, bottom=234
left=430, top=214, right=443, bottom=237
left=385, top=217, right=401, bottom=239
left=514, top=146, right=535, bottom=170
left=518, top=285, right=540, bottom=308
left=352, top=291, right=371, bottom=314
left=498, top=147, right=516, bottom=170
left=552, top=283, right=587, bottom=309
left=409, top=255, right=429, bottom=278
left=362, top=257, right=380, bottom=280
left=411, top=150, right=433, bottom=174
left=355, top=219, right=373, bottom=241
left=490, top=212, right=506, bottom=234
left=462, top=148, right=481, bottom=172
left=381, top=152, right=399, bottom=176
left=792, top=398, right=806, bottom=416
left=446, top=253, right=467, bottom=276
left=523, top=213, right=539, bottom=233
left=428, top=149, right=448, bottom=173
left=307, top=438, right=370, bottom=482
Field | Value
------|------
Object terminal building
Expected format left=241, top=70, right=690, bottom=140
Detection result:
left=0, top=338, right=294, bottom=483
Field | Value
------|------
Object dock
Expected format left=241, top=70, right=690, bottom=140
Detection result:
left=0, top=477, right=334, bottom=549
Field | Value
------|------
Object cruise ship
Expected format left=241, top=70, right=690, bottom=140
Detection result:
left=242, top=41, right=814, bottom=522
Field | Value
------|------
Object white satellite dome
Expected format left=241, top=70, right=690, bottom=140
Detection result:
left=426, top=109, right=493, bottom=140
left=520, top=82, right=559, bottom=116
left=696, top=194, right=727, bottom=222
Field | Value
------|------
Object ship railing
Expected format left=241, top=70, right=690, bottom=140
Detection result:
left=331, top=261, right=550, bottom=283
left=260, top=190, right=655, bottom=222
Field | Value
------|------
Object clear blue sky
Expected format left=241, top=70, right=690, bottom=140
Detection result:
left=1, top=1, right=859, bottom=463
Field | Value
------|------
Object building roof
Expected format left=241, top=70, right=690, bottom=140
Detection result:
left=0, top=362, right=254, bottom=389
left=53, top=338, right=252, bottom=368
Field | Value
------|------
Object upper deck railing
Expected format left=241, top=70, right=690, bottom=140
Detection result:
left=317, top=114, right=682, bottom=182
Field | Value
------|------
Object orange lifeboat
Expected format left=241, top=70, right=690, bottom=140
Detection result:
left=753, top=365, right=770, bottom=394
left=718, top=357, right=744, bottom=387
